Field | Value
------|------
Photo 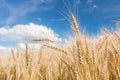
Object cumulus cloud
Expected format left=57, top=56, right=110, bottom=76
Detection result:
left=0, top=22, right=62, bottom=55
left=0, top=23, right=62, bottom=42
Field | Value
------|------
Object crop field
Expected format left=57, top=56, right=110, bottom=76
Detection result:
left=0, top=14, right=120, bottom=80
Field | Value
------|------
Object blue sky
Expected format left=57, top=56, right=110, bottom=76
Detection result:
left=0, top=0, right=120, bottom=34
left=0, top=0, right=120, bottom=54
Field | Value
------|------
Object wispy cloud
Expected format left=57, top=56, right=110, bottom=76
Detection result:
left=100, top=5, right=120, bottom=14
left=115, top=20, right=120, bottom=27
left=38, top=17, right=42, bottom=21
left=87, top=0, right=93, bottom=5
left=111, top=19, right=120, bottom=27
left=0, top=0, right=56, bottom=25
left=80, top=0, right=98, bottom=12
left=49, top=18, right=66, bottom=21
left=76, top=0, right=81, bottom=4
left=96, top=4, right=120, bottom=20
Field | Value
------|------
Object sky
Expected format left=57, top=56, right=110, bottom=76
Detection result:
left=0, top=0, right=120, bottom=54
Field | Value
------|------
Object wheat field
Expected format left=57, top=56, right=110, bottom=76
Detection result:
left=0, top=14, right=120, bottom=80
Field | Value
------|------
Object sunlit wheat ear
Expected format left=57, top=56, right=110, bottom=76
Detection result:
left=33, top=38, right=54, bottom=43
left=43, top=44, right=68, bottom=55
left=84, top=36, right=91, bottom=64
left=70, top=14, right=82, bottom=64
left=71, top=14, right=80, bottom=34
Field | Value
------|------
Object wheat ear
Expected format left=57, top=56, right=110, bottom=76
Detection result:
left=43, top=44, right=68, bottom=54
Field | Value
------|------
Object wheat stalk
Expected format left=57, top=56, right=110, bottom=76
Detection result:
left=25, top=44, right=29, bottom=68
left=43, top=44, right=68, bottom=55
left=11, top=49, right=15, bottom=61
left=33, top=38, right=54, bottom=43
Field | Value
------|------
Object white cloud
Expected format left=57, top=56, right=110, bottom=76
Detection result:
left=0, top=22, right=62, bottom=55
left=0, top=23, right=62, bottom=42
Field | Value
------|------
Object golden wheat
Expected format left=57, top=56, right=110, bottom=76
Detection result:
left=0, top=14, right=120, bottom=80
